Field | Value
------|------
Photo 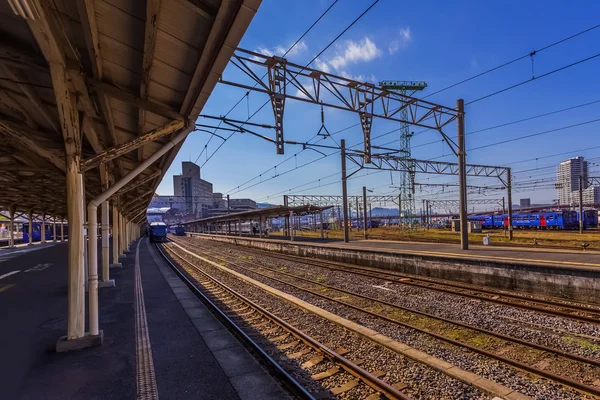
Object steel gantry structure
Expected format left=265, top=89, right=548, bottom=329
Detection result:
left=220, top=48, right=460, bottom=161
left=379, top=80, right=427, bottom=226
left=339, top=140, right=515, bottom=243
left=219, top=47, right=475, bottom=247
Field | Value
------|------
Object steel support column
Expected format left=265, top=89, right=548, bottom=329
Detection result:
left=362, top=186, right=368, bottom=240
left=61, top=218, right=64, bottom=241
left=100, top=201, right=114, bottom=286
left=66, top=168, right=85, bottom=340
left=53, top=216, right=57, bottom=242
left=86, top=202, right=100, bottom=336
left=41, top=212, right=46, bottom=243
left=8, top=206, right=15, bottom=247
left=28, top=209, right=33, bottom=245
left=111, top=204, right=121, bottom=267
left=283, top=195, right=289, bottom=236
left=119, top=212, right=125, bottom=257
left=507, top=168, right=513, bottom=241
left=456, top=99, right=468, bottom=250
left=341, top=139, right=349, bottom=243
left=320, top=211, right=324, bottom=239
left=579, top=175, right=584, bottom=234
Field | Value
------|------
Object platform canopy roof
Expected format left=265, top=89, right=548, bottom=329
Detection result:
left=184, top=205, right=333, bottom=225
left=0, top=0, right=259, bottom=223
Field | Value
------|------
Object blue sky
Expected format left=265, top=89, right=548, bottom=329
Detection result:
left=157, top=0, right=600, bottom=209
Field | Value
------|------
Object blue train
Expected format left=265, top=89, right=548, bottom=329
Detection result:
left=149, top=222, right=168, bottom=242
left=168, top=225, right=186, bottom=236
left=23, top=222, right=69, bottom=242
left=469, top=210, right=598, bottom=230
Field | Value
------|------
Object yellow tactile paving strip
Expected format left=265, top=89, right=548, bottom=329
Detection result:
left=135, top=240, right=159, bottom=400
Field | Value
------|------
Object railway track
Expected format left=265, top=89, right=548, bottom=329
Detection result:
left=190, top=236, right=600, bottom=325
left=156, top=243, right=412, bottom=400
left=172, top=236, right=600, bottom=399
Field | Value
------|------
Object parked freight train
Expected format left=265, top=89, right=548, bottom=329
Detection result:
left=168, top=225, right=186, bottom=236
left=468, top=210, right=598, bottom=230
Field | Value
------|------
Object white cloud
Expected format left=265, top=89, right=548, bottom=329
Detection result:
left=256, top=40, right=308, bottom=58
left=340, top=71, right=377, bottom=84
left=388, top=27, right=411, bottom=55
left=328, top=38, right=381, bottom=70
left=314, top=58, right=331, bottom=74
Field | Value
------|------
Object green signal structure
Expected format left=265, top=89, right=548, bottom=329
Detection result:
left=379, top=81, right=427, bottom=228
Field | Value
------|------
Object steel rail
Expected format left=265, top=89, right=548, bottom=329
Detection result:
left=172, top=237, right=600, bottom=398
left=159, top=242, right=411, bottom=400
left=188, top=243, right=600, bottom=368
left=154, top=243, right=315, bottom=400
left=198, top=238, right=600, bottom=324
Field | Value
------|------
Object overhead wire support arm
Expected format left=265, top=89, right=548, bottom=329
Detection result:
left=222, top=48, right=460, bottom=157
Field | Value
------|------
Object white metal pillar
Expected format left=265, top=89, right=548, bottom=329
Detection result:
left=8, top=206, right=15, bottom=248
left=66, top=169, right=86, bottom=340
left=53, top=216, right=57, bottom=242
left=87, top=203, right=100, bottom=336
left=119, top=212, right=125, bottom=257
left=259, top=216, right=263, bottom=238
left=41, top=212, right=46, bottom=243
left=100, top=201, right=114, bottom=286
left=111, top=204, right=121, bottom=266
left=60, top=218, right=64, bottom=241
left=28, top=209, right=33, bottom=245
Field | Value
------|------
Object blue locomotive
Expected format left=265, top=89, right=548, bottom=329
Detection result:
left=469, top=210, right=596, bottom=230
left=168, top=225, right=185, bottom=236
left=149, top=222, right=168, bottom=242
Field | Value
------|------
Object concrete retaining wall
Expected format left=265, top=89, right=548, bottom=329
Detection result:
left=188, top=233, right=600, bottom=304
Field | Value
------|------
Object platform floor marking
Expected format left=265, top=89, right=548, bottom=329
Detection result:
left=0, top=284, right=14, bottom=293
left=0, top=270, right=20, bottom=280
left=24, top=263, right=53, bottom=272
left=134, top=239, right=159, bottom=400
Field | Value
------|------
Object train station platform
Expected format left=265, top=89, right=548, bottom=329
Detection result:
left=0, top=238, right=287, bottom=400
left=194, top=232, right=600, bottom=268
left=188, top=232, right=600, bottom=304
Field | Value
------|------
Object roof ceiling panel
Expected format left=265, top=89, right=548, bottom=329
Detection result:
left=102, top=60, right=142, bottom=91
left=154, top=30, right=201, bottom=76
left=95, top=0, right=145, bottom=52
left=147, top=80, right=186, bottom=109
left=101, top=0, right=145, bottom=20
left=158, top=1, right=212, bottom=51
left=98, top=33, right=143, bottom=78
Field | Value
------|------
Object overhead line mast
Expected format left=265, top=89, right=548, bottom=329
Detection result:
left=379, top=80, right=427, bottom=227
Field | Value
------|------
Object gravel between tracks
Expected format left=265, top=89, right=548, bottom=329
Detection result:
left=172, top=238, right=598, bottom=400
left=164, top=244, right=489, bottom=400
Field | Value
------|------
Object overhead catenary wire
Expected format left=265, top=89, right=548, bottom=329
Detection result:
left=423, top=22, right=600, bottom=100
left=200, top=0, right=380, bottom=169
left=192, top=0, right=340, bottom=165
left=226, top=19, right=599, bottom=202
left=467, top=51, right=600, bottom=105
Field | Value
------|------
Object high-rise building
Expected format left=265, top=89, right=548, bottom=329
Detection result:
left=173, top=162, right=213, bottom=217
left=571, top=186, right=600, bottom=206
left=557, top=157, right=588, bottom=205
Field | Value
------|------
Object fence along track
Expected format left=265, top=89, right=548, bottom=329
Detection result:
left=158, top=243, right=412, bottom=400
left=172, top=236, right=600, bottom=399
